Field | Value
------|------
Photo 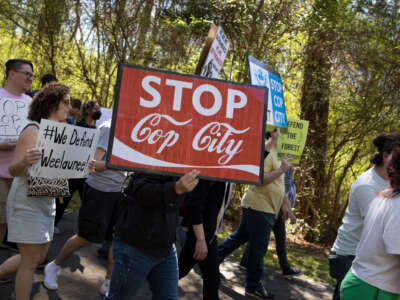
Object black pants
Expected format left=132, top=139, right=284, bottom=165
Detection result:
left=240, top=210, right=290, bottom=271
left=55, top=178, right=85, bottom=225
left=179, top=231, right=220, bottom=300
left=329, top=253, right=355, bottom=300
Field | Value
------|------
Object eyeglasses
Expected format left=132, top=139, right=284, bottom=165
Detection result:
left=63, top=98, right=71, bottom=105
left=15, top=71, right=35, bottom=79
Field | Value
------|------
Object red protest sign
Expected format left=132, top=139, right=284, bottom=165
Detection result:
left=107, top=65, right=267, bottom=184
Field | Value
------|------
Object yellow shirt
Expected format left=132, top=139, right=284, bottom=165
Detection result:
left=241, top=148, right=285, bottom=216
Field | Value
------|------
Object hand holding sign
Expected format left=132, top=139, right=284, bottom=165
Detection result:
left=88, top=159, right=96, bottom=174
left=174, top=170, right=200, bottom=195
left=279, top=154, right=293, bottom=173
left=23, top=148, right=41, bottom=166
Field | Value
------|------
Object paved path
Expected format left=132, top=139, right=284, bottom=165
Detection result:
left=0, top=212, right=333, bottom=299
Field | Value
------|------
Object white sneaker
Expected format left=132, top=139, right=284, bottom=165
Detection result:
left=99, top=278, right=110, bottom=296
left=43, top=261, right=61, bottom=290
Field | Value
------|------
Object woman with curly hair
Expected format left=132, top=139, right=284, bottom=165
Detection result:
left=341, top=146, right=400, bottom=300
left=0, top=83, right=71, bottom=300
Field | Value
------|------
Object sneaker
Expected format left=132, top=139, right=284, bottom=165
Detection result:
left=43, top=261, right=61, bottom=290
left=282, top=267, right=305, bottom=277
left=99, top=278, right=110, bottom=296
left=245, top=287, right=274, bottom=299
left=54, top=226, right=61, bottom=234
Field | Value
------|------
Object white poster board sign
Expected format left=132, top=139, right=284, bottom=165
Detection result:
left=0, top=97, right=31, bottom=142
left=30, top=119, right=99, bottom=179
left=201, top=26, right=230, bottom=79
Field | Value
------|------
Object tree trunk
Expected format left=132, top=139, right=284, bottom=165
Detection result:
left=299, top=0, right=337, bottom=236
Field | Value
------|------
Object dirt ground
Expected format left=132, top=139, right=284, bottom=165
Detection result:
left=0, top=212, right=333, bottom=299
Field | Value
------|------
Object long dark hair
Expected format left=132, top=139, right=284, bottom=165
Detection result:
left=370, top=132, right=400, bottom=166
left=388, top=147, right=400, bottom=196
left=81, top=100, right=98, bottom=118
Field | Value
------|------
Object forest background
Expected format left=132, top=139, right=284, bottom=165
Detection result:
left=1, top=0, right=400, bottom=245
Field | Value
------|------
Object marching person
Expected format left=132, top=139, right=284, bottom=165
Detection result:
left=44, top=119, right=126, bottom=296
left=178, top=179, right=226, bottom=300
left=218, top=128, right=292, bottom=300
left=329, top=133, right=400, bottom=300
left=0, top=83, right=71, bottom=300
left=341, top=146, right=400, bottom=300
left=0, top=59, right=33, bottom=251
left=54, top=100, right=101, bottom=231
left=105, top=170, right=200, bottom=300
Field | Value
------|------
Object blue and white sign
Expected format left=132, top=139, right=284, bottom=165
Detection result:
left=248, top=56, right=287, bottom=130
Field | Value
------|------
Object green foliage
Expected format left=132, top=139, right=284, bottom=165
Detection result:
left=1, top=0, right=399, bottom=244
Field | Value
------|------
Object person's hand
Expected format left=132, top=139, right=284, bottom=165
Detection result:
left=193, top=239, right=208, bottom=261
left=279, top=154, right=293, bottom=173
left=23, top=148, right=41, bottom=166
left=88, top=159, right=96, bottom=173
left=174, top=170, right=200, bottom=195
left=0, top=141, right=17, bottom=151
left=288, top=210, right=296, bottom=224
left=282, top=205, right=290, bottom=221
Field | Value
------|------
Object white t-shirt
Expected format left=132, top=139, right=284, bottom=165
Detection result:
left=351, top=194, right=400, bottom=294
left=332, top=167, right=388, bottom=255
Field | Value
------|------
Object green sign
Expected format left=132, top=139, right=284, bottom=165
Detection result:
left=277, top=118, right=309, bottom=164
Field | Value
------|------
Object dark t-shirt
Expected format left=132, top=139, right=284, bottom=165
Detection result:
left=76, top=119, right=96, bottom=129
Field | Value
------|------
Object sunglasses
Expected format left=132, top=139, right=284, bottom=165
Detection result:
left=63, top=98, right=70, bottom=105
left=16, top=71, right=35, bottom=79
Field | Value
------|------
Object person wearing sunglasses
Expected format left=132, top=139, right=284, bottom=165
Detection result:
left=0, top=83, right=71, bottom=300
left=0, top=59, right=34, bottom=254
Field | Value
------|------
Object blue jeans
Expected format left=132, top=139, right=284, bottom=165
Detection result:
left=218, top=207, right=275, bottom=291
left=105, top=237, right=179, bottom=300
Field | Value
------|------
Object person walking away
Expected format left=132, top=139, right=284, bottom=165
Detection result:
left=239, top=166, right=304, bottom=277
left=218, top=128, right=292, bottom=300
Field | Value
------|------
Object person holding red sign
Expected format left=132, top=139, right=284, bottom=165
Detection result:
left=218, top=128, right=292, bottom=300
left=104, top=170, right=199, bottom=300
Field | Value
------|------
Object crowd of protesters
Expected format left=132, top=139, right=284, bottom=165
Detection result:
left=0, top=58, right=399, bottom=300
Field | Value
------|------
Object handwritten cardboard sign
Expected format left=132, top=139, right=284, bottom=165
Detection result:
left=0, top=97, right=31, bottom=142
left=248, top=56, right=288, bottom=132
left=277, top=118, right=309, bottom=164
left=30, top=119, right=99, bottom=179
left=107, top=65, right=268, bottom=184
